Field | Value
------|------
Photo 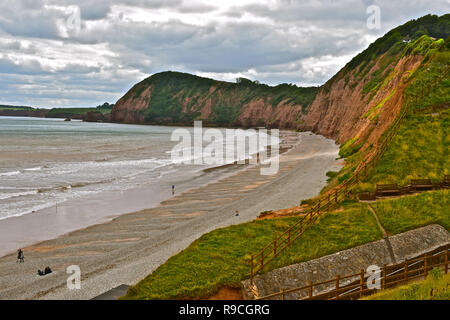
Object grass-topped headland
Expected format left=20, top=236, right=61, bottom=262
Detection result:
left=0, top=103, right=114, bottom=120
left=343, top=14, right=449, bottom=79
left=0, top=104, right=37, bottom=111
left=112, top=71, right=320, bottom=128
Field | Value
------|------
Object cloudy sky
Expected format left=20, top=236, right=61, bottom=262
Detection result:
left=0, top=0, right=448, bottom=108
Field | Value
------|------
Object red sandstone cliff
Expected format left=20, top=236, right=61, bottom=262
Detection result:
left=303, top=54, right=424, bottom=145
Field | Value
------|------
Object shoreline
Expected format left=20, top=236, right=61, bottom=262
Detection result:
left=0, top=132, right=341, bottom=300
left=0, top=129, right=298, bottom=257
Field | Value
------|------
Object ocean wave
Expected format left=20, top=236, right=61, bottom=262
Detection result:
left=0, top=202, right=57, bottom=221
left=87, top=157, right=167, bottom=168
left=0, top=190, right=38, bottom=200
left=23, top=166, right=42, bottom=171
left=0, top=170, right=21, bottom=177
left=0, top=167, right=42, bottom=177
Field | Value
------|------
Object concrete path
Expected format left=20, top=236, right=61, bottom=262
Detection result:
left=91, top=285, right=129, bottom=300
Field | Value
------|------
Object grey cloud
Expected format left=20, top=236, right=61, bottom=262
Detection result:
left=0, top=1, right=63, bottom=39
left=175, top=3, right=217, bottom=14
left=0, top=57, right=47, bottom=75
left=0, top=0, right=448, bottom=107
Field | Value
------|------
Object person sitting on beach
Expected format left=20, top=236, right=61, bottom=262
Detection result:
left=44, top=266, right=52, bottom=275
left=38, top=269, right=45, bottom=276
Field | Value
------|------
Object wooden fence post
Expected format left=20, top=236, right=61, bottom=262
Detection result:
left=445, top=250, right=448, bottom=274
left=360, top=269, right=365, bottom=298
left=281, top=288, right=285, bottom=300
left=308, top=281, right=313, bottom=299
left=382, top=264, right=387, bottom=290
left=250, top=255, right=254, bottom=285
left=335, top=191, right=338, bottom=203
left=424, top=254, right=428, bottom=277
left=274, top=239, right=277, bottom=256
left=299, top=219, right=303, bottom=234
left=335, top=275, right=340, bottom=299
left=404, top=259, right=408, bottom=281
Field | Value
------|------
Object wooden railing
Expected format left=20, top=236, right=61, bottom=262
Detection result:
left=249, top=105, right=410, bottom=283
left=256, top=245, right=449, bottom=300
left=359, top=176, right=449, bottom=200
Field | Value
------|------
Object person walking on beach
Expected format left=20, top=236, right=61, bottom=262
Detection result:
left=235, top=210, right=239, bottom=217
left=17, top=249, right=24, bottom=263
left=172, top=185, right=175, bottom=195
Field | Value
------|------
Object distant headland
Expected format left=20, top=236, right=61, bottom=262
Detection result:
left=0, top=102, right=114, bottom=122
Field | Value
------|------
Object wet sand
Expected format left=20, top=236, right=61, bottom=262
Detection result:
left=0, top=132, right=341, bottom=300
left=0, top=162, right=248, bottom=257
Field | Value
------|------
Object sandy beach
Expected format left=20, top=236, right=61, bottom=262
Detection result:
left=0, top=132, right=341, bottom=300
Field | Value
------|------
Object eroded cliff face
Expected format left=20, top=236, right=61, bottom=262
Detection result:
left=111, top=72, right=317, bottom=128
left=112, top=84, right=152, bottom=124
left=112, top=52, right=423, bottom=143
left=237, top=99, right=305, bottom=128
left=303, top=54, right=425, bottom=145
left=111, top=52, right=425, bottom=144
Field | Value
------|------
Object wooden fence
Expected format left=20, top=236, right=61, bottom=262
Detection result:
left=359, top=176, right=450, bottom=200
left=249, top=105, right=410, bottom=283
left=256, top=244, right=449, bottom=300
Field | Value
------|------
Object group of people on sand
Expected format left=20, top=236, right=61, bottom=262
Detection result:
left=17, top=249, right=53, bottom=276
left=37, top=266, right=52, bottom=276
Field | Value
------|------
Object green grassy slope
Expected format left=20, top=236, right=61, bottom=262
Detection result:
left=364, top=269, right=450, bottom=300
left=357, top=111, right=449, bottom=190
left=123, top=203, right=382, bottom=300
left=372, top=190, right=450, bottom=234
left=328, top=34, right=449, bottom=192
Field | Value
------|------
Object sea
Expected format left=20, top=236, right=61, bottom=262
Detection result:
left=0, top=116, right=276, bottom=222
left=0, top=116, right=284, bottom=255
